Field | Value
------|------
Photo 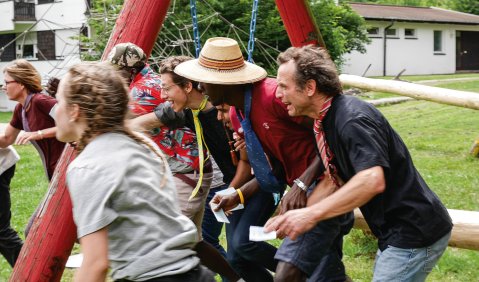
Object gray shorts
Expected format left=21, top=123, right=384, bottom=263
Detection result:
left=275, top=212, right=354, bottom=281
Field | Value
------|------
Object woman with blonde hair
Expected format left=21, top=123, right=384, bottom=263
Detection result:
left=0, top=59, right=65, bottom=180
left=55, top=61, right=213, bottom=282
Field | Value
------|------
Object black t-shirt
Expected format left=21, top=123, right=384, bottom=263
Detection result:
left=323, top=94, right=452, bottom=250
left=185, top=108, right=237, bottom=184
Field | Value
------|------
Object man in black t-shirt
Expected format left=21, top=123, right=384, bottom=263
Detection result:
left=265, top=45, right=452, bottom=281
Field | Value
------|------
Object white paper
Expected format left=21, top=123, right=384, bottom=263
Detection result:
left=66, top=253, right=83, bottom=268
left=215, top=187, right=244, bottom=211
left=249, top=226, right=277, bottom=242
left=210, top=202, right=230, bottom=223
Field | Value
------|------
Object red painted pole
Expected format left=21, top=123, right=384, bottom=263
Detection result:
left=10, top=0, right=170, bottom=281
left=275, top=0, right=325, bottom=48
left=102, top=0, right=171, bottom=58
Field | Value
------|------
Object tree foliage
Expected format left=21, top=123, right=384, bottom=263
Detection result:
left=454, top=0, right=479, bottom=15
left=80, top=0, right=124, bottom=61
left=81, top=0, right=371, bottom=71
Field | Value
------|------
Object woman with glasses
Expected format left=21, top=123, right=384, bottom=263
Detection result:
left=0, top=59, right=65, bottom=180
left=0, top=60, right=66, bottom=257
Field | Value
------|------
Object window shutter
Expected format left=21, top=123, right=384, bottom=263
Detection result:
left=0, top=34, right=16, bottom=62
left=37, top=30, right=56, bottom=61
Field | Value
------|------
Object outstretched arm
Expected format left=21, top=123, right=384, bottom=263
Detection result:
left=265, top=166, right=385, bottom=240
left=16, top=127, right=57, bottom=145
left=211, top=177, right=261, bottom=212
left=128, top=112, right=163, bottom=133
left=0, top=124, right=21, bottom=148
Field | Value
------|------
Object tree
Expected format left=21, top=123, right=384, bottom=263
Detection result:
left=454, top=0, right=479, bottom=15
left=81, top=0, right=370, bottom=72
left=80, top=0, right=124, bottom=61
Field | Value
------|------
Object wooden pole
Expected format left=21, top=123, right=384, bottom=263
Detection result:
left=102, top=0, right=171, bottom=58
left=275, top=0, right=325, bottom=48
left=10, top=1, right=170, bottom=281
left=340, top=74, right=479, bottom=111
left=354, top=209, right=479, bottom=251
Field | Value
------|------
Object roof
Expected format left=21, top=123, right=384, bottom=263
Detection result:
left=349, top=3, right=479, bottom=25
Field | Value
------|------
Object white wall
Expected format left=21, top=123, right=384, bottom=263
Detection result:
left=0, top=1, right=14, bottom=32
left=342, top=21, right=479, bottom=76
left=35, top=0, right=87, bottom=31
left=55, top=28, right=81, bottom=60
left=0, top=0, right=87, bottom=111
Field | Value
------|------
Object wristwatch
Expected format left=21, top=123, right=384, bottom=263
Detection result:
left=293, top=178, right=307, bottom=191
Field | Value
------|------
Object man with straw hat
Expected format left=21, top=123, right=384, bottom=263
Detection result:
left=175, top=37, right=353, bottom=281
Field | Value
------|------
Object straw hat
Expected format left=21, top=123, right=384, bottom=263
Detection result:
left=174, top=37, right=267, bottom=85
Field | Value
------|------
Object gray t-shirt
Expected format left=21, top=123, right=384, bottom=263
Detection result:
left=67, top=133, right=199, bottom=281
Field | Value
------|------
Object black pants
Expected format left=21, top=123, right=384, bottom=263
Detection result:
left=115, top=265, right=215, bottom=282
left=0, top=165, right=23, bottom=267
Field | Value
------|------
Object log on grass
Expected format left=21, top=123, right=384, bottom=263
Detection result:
left=353, top=208, right=479, bottom=251
left=340, top=74, right=479, bottom=111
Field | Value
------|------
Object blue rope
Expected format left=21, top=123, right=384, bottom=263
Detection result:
left=247, top=0, right=259, bottom=63
left=190, top=0, right=201, bottom=58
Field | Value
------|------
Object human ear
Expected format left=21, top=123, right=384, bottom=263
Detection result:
left=184, top=81, right=193, bottom=94
left=306, top=79, right=316, bottom=97
left=69, top=104, right=81, bottom=122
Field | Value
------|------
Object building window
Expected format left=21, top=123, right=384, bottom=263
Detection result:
left=16, top=31, right=38, bottom=60
left=405, top=28, right=416, bottom=38
left=385, top=28, right=397, bottom=38
left=367, top=27, right=380, bottom=36
left=434, top=30, right=443, bottom=52
left=38, top=0, right=55, bottom=4
left=22, top=44, right=35, bottom=59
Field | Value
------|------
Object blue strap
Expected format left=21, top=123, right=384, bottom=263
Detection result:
left=247, top=0, right=259, bottom=63
left=239, top=86, right=285, bottom=195
left=190, top=0, right=201, bottom=58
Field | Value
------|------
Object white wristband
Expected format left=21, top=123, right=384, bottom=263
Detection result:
left=293, top=178, right=307, bottom=191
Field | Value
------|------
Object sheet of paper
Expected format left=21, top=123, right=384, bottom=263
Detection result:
left=210, top=202, right=230, bottom=223
left=66, top=253, right=83, bottom=268
left=215, top=187, right=244, bottom=211
left=249, top=226, right=277, bottom=242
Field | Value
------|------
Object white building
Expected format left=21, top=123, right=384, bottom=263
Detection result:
left=0, top=0, right=89, bottom=111
left=342, top=3, right=479, bottom=77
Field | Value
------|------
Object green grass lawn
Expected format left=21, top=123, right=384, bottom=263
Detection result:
left=0, top=112, right=12, bottom=123
left=1, top=73, right=478, bottom=281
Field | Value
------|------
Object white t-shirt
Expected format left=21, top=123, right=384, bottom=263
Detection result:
left=0, top=146, right=20, bottom=175
left=67, top=132, right=199, bottom=281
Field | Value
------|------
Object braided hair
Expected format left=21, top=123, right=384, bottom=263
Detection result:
left=64, top=62, right=168, bottom=180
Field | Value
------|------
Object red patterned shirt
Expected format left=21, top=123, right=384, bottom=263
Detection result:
left=130, top=66, right=200, bottom=171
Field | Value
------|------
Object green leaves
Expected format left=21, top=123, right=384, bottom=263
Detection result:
left=81, top=0, right=371, bottom=72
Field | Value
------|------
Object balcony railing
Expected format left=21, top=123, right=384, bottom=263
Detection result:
left=14, top=2, right=36, bottom=21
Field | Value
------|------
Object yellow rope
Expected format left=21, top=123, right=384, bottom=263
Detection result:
left=189, top=96, right=210, bottom=199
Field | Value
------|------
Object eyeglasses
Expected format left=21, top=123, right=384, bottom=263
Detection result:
left=4, top=80, right=17, bottom=86
left=161, top=84, right=178, bottom=94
